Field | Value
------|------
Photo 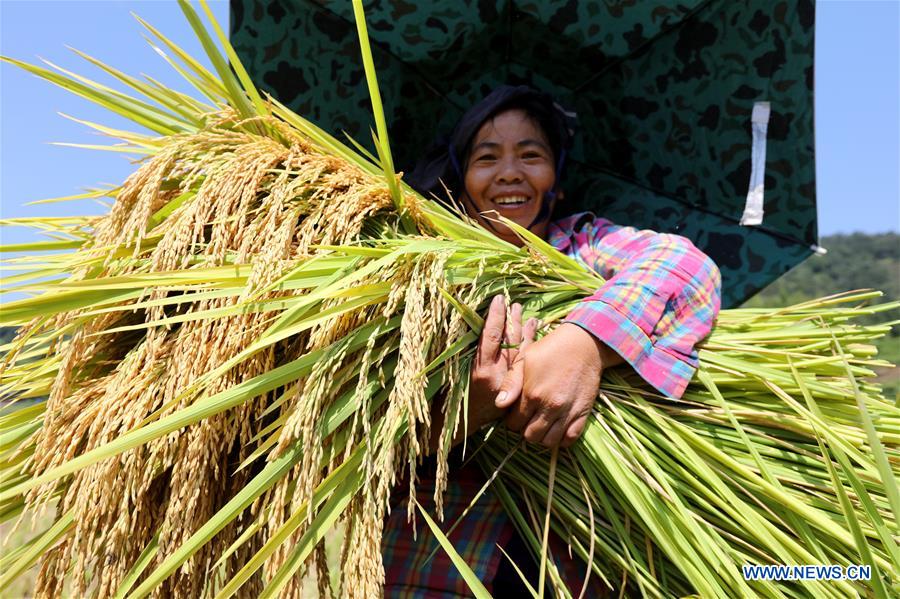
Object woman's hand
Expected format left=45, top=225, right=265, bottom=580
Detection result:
left=467, top=294, right=537, bottom=430
left=428, top=294, right=536, bottom=453
left=496, top=322, right=623, bottom=447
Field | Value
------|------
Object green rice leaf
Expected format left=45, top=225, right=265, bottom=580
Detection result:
left=176, top=0, right=259, bottom=125
left=350, top=0, right=409, bottom=230
left=197, top=0, right=270, bottom=119
left=414, top=499, right=492, bottom=599
left=112, top=534, right=159, bottom=599
left=0, top=510, right=74, bottom=592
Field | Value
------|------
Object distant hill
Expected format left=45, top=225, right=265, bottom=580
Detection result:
left=745, top=233, right=899, bottom=307
left=744, top=232, right=899, bottom=397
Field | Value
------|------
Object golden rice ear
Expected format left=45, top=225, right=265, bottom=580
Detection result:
left=2, top=3, right=898, bottom=598
left=4, top=107, right=897, bottom=597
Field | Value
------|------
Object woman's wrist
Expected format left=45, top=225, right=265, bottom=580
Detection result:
left=559, top=322, right=624, bottom=371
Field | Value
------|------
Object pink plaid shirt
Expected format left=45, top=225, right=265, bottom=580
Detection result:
left=550, top=212, right=721, bottom=398
left=383, top=213, right=722, bottom=597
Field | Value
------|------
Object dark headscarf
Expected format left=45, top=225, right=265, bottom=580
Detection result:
left=406, top=85, right=577, bottom=228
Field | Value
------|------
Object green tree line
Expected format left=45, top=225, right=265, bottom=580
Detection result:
left=746, top=233, right=899, bottom=307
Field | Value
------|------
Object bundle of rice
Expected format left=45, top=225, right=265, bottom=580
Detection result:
left=1, top=3, right=897, bottom=598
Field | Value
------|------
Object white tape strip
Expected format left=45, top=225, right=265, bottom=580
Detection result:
left=740, top=101, right=771, bottom=226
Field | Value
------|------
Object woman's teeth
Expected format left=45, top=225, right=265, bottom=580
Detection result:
left=494, top=196, right=529, bottom=205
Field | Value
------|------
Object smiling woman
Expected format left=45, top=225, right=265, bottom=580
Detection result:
left=385, top=85, right=723, bottom=596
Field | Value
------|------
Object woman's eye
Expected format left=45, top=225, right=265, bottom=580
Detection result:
left=522, top=151, right=544, bottom=160
left=474, top=154, right=496, bottom=162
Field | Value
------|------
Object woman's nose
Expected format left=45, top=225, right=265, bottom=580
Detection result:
left=495, top=157, right=523, bottom=183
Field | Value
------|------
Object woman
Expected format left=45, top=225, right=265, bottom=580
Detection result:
left=382, top=86, right=721, bottom=597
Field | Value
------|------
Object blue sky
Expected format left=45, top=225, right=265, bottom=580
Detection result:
left=1, top=0, right=898, bottom=249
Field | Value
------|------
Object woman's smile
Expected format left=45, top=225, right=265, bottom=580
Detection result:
left=491, top=192, right=534, bottom=211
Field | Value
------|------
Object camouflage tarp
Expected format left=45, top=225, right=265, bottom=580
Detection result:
left=230, top=0, right=817, bottom=307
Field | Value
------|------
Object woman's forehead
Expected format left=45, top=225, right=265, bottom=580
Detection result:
left=472, top=109, right=550, bottom=145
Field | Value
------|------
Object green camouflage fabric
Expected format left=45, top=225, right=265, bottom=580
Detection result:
left=230, top=0, right=817, bottom=308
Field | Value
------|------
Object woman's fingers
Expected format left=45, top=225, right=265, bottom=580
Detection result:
left=495, top=352, right=525, bottom=409
left=540, top=418, right=568, bottom=447
left=521, top=318, right=537, bottom=348
left=560, top=412, right=591, bottom=448
left=520, top=411, right=557, bottom=444
left=477, top=294, right=506, bottom=366
left=494, top=317, right=537, bottom=410
left=493, top=314, right=531, bottom=406
left=502, top=386, right=538, bottom=430
left=522, top=409, right=583, bottom=448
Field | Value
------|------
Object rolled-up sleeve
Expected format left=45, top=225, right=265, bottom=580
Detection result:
left=550, top=213, right=721, bottom=399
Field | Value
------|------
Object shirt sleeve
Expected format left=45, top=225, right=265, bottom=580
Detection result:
left=553, top=213, right=721, bottom=399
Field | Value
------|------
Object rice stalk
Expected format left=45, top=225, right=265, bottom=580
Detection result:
left=0, top=4, right=897, bottom=599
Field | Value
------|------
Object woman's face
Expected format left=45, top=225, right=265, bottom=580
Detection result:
left=462, top=109, right=559, bottom=246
